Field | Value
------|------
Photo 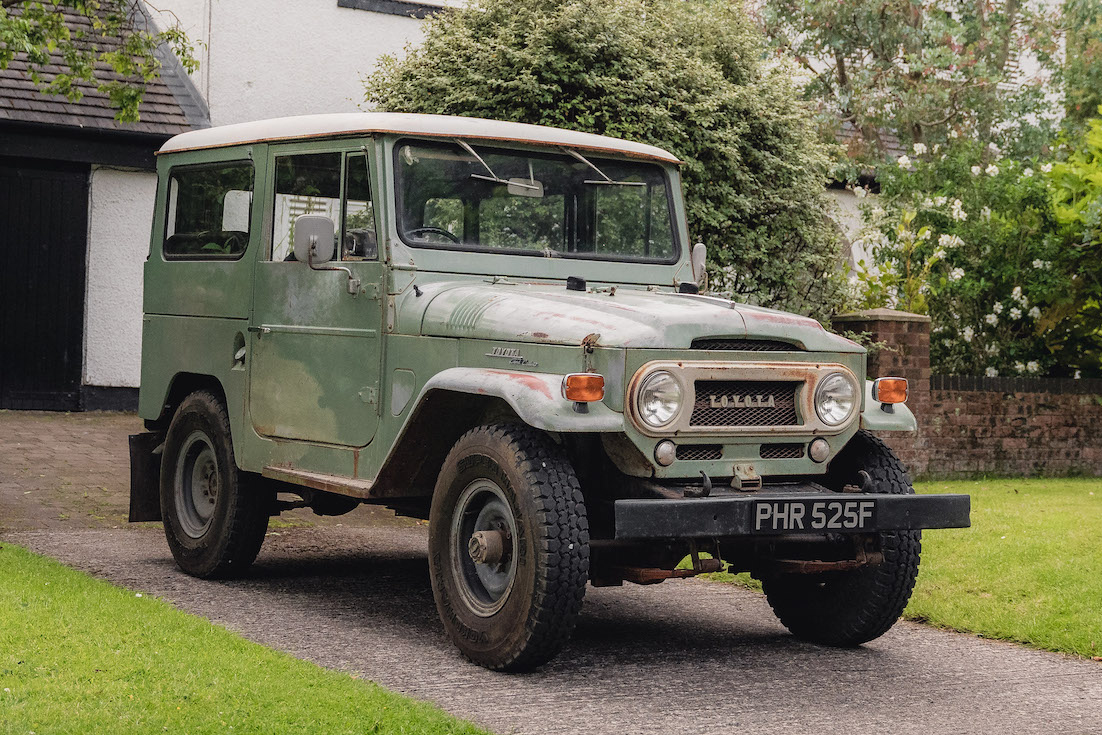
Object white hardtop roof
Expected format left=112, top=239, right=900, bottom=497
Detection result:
left=158, top=112, right=681, bottom=164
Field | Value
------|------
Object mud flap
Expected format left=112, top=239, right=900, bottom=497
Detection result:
left=129, top=432, right=164, bottom=522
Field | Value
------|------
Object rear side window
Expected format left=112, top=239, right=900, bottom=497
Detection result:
left=164, top=161, right=254, bottom=259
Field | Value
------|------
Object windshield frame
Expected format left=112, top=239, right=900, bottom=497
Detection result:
left=391, top=137, right=682, bottom=266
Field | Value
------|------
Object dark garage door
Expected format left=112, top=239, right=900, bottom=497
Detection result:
left=0, top=159, right=88, bottom=410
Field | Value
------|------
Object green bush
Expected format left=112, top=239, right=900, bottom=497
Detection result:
left=854, top=132, right=1102, bottom=378
left=365, top=0, right=847, bottom=319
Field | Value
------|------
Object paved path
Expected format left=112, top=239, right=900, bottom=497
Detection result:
left=9, top=526, right=1101, bottom=735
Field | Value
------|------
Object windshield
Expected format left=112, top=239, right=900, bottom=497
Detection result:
left=394, top=140, right=678, bottom=263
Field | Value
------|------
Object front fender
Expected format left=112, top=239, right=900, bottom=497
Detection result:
left=859, top=380, right=918, bottom=432
left=418, top=368, right=624, bottom=432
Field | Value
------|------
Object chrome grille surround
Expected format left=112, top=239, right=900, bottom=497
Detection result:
left=628, top=361, right=860, bottom=437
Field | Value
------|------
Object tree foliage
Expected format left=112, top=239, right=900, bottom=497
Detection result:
left=0, top=0, right=195, bottom=122
left=366, top=0, right=847, bottom=319
left=760, top=0, right=1062, bottom=163
left=1063, top=0, right=1102, bottom=130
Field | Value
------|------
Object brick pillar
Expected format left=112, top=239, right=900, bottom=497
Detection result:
left=831, top=308, right=931, bottom=475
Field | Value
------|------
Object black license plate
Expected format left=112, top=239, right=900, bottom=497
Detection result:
left=753, top=498, right=877, bottom=533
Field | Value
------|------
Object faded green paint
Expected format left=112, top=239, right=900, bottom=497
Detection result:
left=139, top=126, right=916, bottom=496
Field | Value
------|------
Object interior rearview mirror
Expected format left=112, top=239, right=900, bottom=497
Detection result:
left=507, top=178, right=544, bottom=198
left=293, top=214, right=335, bottom=265
left=691, top=242, right=707, bottom=286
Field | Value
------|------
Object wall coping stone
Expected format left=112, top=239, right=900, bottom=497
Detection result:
left=932, top=375, right=1102, bottom=395
left=832, top=308, right=931, bottom=324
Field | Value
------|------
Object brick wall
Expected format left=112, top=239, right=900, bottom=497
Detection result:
left=832, top=310, right=1102, bottom=479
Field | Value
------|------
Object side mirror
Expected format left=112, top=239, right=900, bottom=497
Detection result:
left=691, top=242, right=707, bottom=286
left=293, top=214, right=335, bottom=265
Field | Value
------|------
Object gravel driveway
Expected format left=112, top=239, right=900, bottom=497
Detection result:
left=8, top=525, right=1102, bottom=735
left=3, top=411, right=1101, bottom=734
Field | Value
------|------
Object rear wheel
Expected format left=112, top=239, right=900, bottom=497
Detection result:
left=761, top=430, right=921, bottom=646
left=429, top=423, right=589, bottom=671
left=160, top=391, right=270, bottom=578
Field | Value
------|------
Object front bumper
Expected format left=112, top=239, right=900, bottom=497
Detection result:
left=614, top=484, right=970, bottom=540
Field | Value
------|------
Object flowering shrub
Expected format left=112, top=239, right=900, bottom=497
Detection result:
left=852, top=141, right=1074, bottom=377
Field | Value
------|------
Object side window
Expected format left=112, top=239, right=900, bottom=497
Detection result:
left=342, top=153, right=377, bottom=261
left=271, top=152, right=342, bottom=261
left=164, top=161, right=254, bottom=258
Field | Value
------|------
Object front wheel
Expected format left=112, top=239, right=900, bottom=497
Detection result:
left=429, top=424, right=590, bottom=671
left=761, top=430, right=921, bottom=646
left=160, top=391, right=270, bottom=579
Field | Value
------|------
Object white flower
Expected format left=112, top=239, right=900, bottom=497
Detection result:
left=986, top=367, right=999, bottom=377
left=949, top=129, right=960, bottom=139
left=951, top=199, right=967, bottom=221
left=939, top=234, right=964, bottom=249
left=920, top=229, right=933, bottom=241
left=985, top=343, right=1000, bottom=355
left=962, top=326, right=974, bottom=342
left=1011, top=286, right=1023, bottom=302
left=854, top=185, right=868, bottom=198
left=913, top=142, right=928, bottom=155
left=1041, top=163, right=1053, bottom=173
left=933, top=144, right=941, bottom=154
left=993, top=302, right=1003, bottom=314
left=1028, top=306, right=1041, bottom=319
left=922, top=197, right=934, bottom=207
left=1074, top=370, right=1082, bottom=379
left=985, top=313, right=999, bottom=325
left=988, top=142, right=1002, bottom=157
left=135, top=593, right=143, bottom=598
left=932, top=247, right=946, bottom=260
left=934, top=196, right=947, bottom=206
left=1009, top=307, right=1022, bottom=319
left=871, top=206, right=885, bottom=218
left=981, top=206, right=992, bottom=221
left=897, top=155, right=912, bottom=168
left=971, top=165, right=983, bottom=176
left=986, top=164, right=1000, bottom=176
left=1032, top=259, right=1044, bottom=269
left=1022, top=167, right=1034, bottom=178
left=949, top=267, right=965, bottom=281
left=1014, top=361, right=1026, bottom=373
left=1027, top=361, right=1040, bottom=374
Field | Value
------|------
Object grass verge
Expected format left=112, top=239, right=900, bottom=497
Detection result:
left=0, top=543, right=487, bottom=734
left=906, top=477, right=1102, bottom=658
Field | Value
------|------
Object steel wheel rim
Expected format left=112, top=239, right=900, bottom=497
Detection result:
left=174, top=430, right=219, bottom=539
left=450, top=478, right=518, bottom=617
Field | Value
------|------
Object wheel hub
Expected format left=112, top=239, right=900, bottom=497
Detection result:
left=468, top=529, right=508, bottom=565
left=451, top=479, right=519, bottom=617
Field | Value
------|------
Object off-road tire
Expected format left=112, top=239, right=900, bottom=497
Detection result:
left=761, top=430, right=921, bottom=646
left=429, top=423, right=590, bottom=671
left=160, top=391, right=270, bottom=579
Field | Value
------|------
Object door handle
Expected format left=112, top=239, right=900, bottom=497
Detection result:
left=247, top=326, right=271, bottom=335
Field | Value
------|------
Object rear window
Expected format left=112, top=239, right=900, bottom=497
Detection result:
left=164, top=161, right=254, bottom=259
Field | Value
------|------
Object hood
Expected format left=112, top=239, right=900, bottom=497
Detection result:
left=407, top=281, right=863, bottom=353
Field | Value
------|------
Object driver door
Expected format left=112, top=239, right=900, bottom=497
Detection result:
left=248, top=145, right=384, bottom=447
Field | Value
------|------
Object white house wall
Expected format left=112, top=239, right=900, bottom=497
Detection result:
left=84, top=167, right=158, bottom=388
left=149, top=0, right=426, bottom=124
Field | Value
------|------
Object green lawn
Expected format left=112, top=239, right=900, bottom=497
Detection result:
left=907, top=477, right=1102, bottom=658
left=0, top=543, right=486, bottom=735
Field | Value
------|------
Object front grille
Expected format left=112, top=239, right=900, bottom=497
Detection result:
left=691, top=338, right=799, bottom=352
left=675, top=444, right=723, bottom=461
left=690, top=380, right=800, bottom=427
left=760, top=443, right=805, bottom=459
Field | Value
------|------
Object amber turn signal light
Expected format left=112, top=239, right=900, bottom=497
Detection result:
left=872, top=377, right=908, bottom=404
left=562, top=373, right=605, bottom=402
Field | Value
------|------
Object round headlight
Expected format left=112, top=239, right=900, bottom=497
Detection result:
left=815, top=372, right=857, bottom=426
left=637, top=371, right=683, bottom=428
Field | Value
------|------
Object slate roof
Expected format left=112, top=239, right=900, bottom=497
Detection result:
left=0, top=6, right=208, bottom=137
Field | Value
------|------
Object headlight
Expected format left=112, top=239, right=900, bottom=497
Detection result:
left=637, top=371, right=683, bottom=428
left=815, top=372, right=857, bottom=426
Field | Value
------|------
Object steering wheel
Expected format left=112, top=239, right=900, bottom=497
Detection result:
left=406, top=226, right=461, bottom=244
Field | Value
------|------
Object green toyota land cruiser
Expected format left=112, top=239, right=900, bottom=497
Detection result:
left=129, top=112, right=969, bottom=671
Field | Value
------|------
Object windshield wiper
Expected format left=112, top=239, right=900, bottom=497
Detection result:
left=564, top=148, right=646, bottom=187
left=455, top=139, right=541, bottom=191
